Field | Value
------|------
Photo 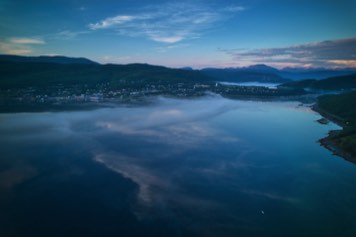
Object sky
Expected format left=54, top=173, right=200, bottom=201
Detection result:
left=0, top=0, right=355, bottom=68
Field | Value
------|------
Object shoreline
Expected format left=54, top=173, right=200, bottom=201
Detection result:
left=1, top=95, right=354, bottom=164
left=319, top=131, right=356, bottom=164
left=312, top=105, right=356, bottom=164
left=0, top=93, right=313, bottom=113
left=312, top=104, right=346, bottom=127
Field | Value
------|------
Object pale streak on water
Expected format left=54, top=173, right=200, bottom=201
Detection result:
left=0, top=95, right=355, bottom=237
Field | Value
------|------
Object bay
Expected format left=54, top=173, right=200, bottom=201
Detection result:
left=0, top=96, right=355, bottom=237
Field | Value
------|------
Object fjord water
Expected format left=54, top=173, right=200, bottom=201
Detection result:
left=0, top=96, right=355, bottom=237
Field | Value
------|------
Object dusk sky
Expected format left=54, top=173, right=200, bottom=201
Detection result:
left=0, top=0, right=355, bottom=68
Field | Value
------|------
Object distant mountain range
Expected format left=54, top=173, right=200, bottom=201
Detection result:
left=1, top=55, right=356, bottom=89
left=199, top=64, right=356, bottom=82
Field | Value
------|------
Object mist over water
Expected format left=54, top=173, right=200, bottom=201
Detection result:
left=218, top=81, right=280, bottom=89
left=0, top=96, right=355, bottom=237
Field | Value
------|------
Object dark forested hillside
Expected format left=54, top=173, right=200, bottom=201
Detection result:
left=0, top=60, right=213, bottom=88
left=280, top=74, right=356, bottom=90
left=317, top=91, right=356, bottom=161
left=0, top=54, right=98, bottom=65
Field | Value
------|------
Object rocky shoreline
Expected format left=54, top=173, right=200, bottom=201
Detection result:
left=313, top=105, right=356, bottom=164
left=319, top=131, right=356, bottom=164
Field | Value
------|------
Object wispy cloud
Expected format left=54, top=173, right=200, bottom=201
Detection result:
left=326, top=60, right=356, bottom=68
left=0, top=42, right=32, bottom=55
left=9, top=37, right=45, bottom=44
left=156, top=43, right=190, bottom=53
left=88, top=3, right=245, bottom=43
left=221, top=38, right=356, bottom=68
left=89, top=15, right=137, bottom=29
left=223, top=6, right=246, bottom=12
left=51, top=30, right=90, bottom=40
left=0, top=37, right=45, bottom=55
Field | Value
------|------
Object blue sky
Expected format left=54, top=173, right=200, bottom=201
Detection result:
left=0, top=0, right=355, bottom=68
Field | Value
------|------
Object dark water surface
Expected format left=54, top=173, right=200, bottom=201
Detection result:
left=0, top=96, right=355, bottom=237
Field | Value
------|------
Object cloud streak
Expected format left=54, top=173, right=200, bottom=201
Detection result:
left=88, top=2, right=245, bottom=43
left=0, top=37, right=45, bottom=55
left=10, top=37, right=45, bottom=44
left=0, top=42, right=32, bottom=55
left=221, top=38, right=356, bottom=68
left=50, top=30, right=90, bottom=40
left=89, top=15, right=136, bottom=29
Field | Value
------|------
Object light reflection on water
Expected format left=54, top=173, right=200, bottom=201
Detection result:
left=0, top=96, right=355, bottom=237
